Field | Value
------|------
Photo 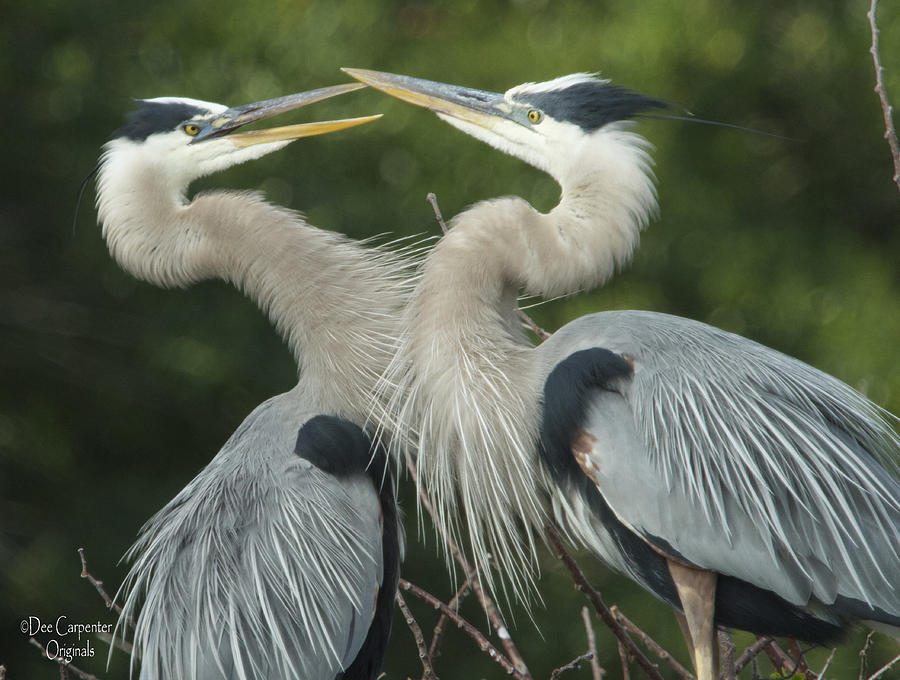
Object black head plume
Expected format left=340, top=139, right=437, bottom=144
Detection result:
left=112, top=99, right=208, bottom=141
left=511, top=77, right=667, bottom=131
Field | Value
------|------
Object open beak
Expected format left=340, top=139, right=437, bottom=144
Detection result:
left=341, top=68, right=511, bottom=131
left=193, top=82, right=381, bottom=146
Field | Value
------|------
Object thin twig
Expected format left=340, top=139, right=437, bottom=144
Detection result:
left=859, top=631, right=876, bottom=680
left=816, top=647, right=837, bottom=679
left=550, top=653, right=595, bottom=679
left=427, top=192, right=450, bottom=233
left=610, top=605, right=695, bottom=680
left=518, top=308, right=552, bottom=341
left=733, top=636, right=773, bottom=675
left=78, top=548, right=131, bottom=627
left=405, top=452, right=531, bottom=677
left=581, top=606, right=604, bottom=680
left=399, top=578, right=528, bottom=680
left=426, top=578, right=471, bottom=669
left=396, top=590, right=439, bottom=680
left=867, top=0, right=900, bottom=191
left=545, top=525, right=664, bottom=680
left=786, top=639, right=812, bottom=678
left=618, top=641, right=632, bottom=680
left=28, top=638, right=101, bottom=680
left=869, top=651, right=900, bottom=680
left=78, top=547, right=136, bottom=658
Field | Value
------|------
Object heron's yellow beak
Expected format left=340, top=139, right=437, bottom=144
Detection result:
left=227, top=115, right=382, bottom=147
left=342, top=68, right=509, bottom=131
left=193, top=82, right=381, bottom=145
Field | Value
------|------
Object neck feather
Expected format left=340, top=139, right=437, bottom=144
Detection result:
left=377, top=129, right=657, bottom=598
left=98, top=158, right=414, bottom=419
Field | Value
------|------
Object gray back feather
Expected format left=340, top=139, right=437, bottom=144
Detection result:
left=116, top=389, right=384, bottom=679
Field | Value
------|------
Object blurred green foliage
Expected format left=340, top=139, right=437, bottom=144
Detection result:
left=2, top=0, right=899, bottom=678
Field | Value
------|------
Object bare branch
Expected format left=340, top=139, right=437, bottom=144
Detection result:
left=717, top=630, right=736, bottom=680
left=610, top=606, right=695, bottom=680
left=78, top=548, right=136, bottom=659
left=396, top=590, right=439, bottom=680
left=28, top=638, right=101, bottom=680
left=426, top=578, right=471, bottom=670
left=550, top=653, right=595, bottom=679
left=399, top=578, right=529, bottom=680
left=786, top=639, right=813, bottom=678
left=762, top=640, right=805, bottom=679
left=426, top=193, right=450, bottom=233
left=869, top=651, right=900, bottom=680
left=618, top=641, right=632, bottom=680
left=732, top=636, right=773, bottom=675
left=581, top=606, right=605, bottom=680
left=404, top=451, right=532, bottom=677
left=78, top=548, right=131, bottom=627
left=816, top=647, right=837, bottom=679
left=859, top=630, right=876, bottom=680
left=867, top=0, right=900, bottom=191
left=545, top=525, right=664, bottom=680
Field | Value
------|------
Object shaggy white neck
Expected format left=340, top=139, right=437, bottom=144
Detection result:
left=389, top=128, right=657, bottom=596
left=97, top=159, right=411, bottom=419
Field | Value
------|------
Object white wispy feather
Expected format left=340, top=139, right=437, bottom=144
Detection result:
left=371, top=123, right=658, bottom=602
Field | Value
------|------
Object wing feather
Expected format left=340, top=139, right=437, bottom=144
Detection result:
left=116, top=421, right=383, bottom=680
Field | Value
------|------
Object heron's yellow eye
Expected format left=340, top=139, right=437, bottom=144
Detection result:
left=527, top=109, right=542, bottom=124
left=184, top=124, right=201, bottom=136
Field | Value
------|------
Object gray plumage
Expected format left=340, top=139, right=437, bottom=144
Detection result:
left=344, top=69, right=900, bottom=678
left=96, top=90, right=413, bottom=679
left=542, top=311, right=900, bottom=618
left=121, top=391, right=383, bottom=679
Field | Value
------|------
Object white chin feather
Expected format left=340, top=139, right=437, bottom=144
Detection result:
left=435, top=112, right=552, bottom=176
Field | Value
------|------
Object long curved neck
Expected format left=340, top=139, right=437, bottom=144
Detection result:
left=388, top=128, right=656, bottom=596
left=97, top=160, right=412, bottom=419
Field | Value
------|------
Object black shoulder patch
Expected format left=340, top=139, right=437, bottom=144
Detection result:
left=112, top=100, right=207, bottom=141
left=538, top=349, right=681, bottom=611
left=539, top=347, right=633, bottom=485
left=294, top=415, right=375, bottom=478
left=516, top=83, right=666, bottom=132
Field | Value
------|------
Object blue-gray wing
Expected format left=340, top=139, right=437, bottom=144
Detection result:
left=538, top=310, right=900, bottom=621
left=117, top=401, right=391, bottom=680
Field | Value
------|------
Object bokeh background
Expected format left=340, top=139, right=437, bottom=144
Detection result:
left=3, top=0, right=899, bottom=677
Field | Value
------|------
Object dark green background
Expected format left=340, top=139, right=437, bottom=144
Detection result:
left=3, top=1, right=899, bottom=678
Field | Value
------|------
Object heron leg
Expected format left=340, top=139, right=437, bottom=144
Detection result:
left=668, top=560, right=718, bottom=680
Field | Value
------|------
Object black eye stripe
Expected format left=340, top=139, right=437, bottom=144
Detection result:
left=113, top=101, right=209, bottom=141
left=513, top=83, right=665, bottom=131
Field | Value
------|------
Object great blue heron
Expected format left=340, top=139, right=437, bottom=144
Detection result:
left=345, top=68, right=900, bottom=679
left=95, top=84, right=411, bottom=679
